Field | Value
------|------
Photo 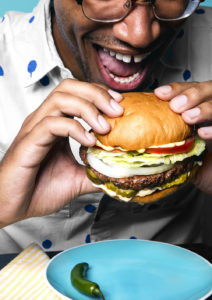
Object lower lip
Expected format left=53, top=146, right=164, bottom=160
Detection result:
left=95, top=48, right=150, bottom=91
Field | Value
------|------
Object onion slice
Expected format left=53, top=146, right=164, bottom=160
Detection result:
left=87, top=152, right=173, bottom=178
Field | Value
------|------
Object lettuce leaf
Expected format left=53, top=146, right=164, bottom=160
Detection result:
left=88, top=136, right=206, bottom=168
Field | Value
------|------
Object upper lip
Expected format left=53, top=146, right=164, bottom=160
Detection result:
left=94, top=42, right=151, bottom=56
left=92, top=31, right=169, bottom=58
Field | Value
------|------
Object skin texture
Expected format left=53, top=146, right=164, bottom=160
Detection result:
left=0, top=0, right=212, bottom=227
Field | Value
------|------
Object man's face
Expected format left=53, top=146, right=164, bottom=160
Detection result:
left=53, top=0, right=183, bottom=91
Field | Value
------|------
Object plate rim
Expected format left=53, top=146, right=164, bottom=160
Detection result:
left=45, top=239, right=212, bottom=300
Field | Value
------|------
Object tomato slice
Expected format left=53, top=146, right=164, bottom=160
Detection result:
left=94, top=136, right=195, bottom=154
left=146, top=136, right=195, bottom=154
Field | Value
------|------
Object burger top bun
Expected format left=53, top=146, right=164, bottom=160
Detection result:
left=94, top=92, right=193, bottom=151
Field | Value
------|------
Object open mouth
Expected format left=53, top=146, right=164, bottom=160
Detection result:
left=95, top=45, right=152, bottom=91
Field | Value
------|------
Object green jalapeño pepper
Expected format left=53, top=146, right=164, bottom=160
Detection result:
left=71, top=262, right=105, bottom=299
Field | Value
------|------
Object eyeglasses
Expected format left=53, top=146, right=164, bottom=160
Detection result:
left=82, top=0, right=201, bottom=23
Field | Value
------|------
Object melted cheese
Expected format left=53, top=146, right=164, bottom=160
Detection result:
left=148, top=140, right=185, bottom=148
left=96, top=139, right=130, bottom=152
left=96, top=138, right=186, bottom=152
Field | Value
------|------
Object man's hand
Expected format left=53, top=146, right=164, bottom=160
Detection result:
left=155, top=81, right=212, bottom=195
left=0, top=79, right=123, bottom=227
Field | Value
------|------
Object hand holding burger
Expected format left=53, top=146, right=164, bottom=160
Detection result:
left=80, top=92, right=206, bottom=204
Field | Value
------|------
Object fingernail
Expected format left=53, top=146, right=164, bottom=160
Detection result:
left=170, top=95, right=187, bottom=111
left=85, top=131, right=96, bottom=143
left=155, top=85, right=172, bottom=95
left=110, top=99, right=124, bottom=113
left=108, top=89, right=123, bottom=101
left=185, top=108, right=200, bottom=119
left=98, top=115, right=110, bottom=130
left=199, top=127, right=212, bottom=138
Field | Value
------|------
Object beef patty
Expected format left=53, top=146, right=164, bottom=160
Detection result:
left=80, top=146, right=197, bottom=190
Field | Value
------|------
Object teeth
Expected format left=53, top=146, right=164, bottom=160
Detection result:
left=116, top=53, right=133, bottom=63
left=134, top=54, right=147, bottom=63
left=115, top=53, right=124, bottom=61
left=103, top=47, right=150, bottom=64
left=108, top=71, right=139, bottom=84
left=110, top=50, right=116, bottom=57
left=123, top=55, right=131, bottom=63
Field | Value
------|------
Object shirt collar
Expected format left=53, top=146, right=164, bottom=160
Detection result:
left=21, top=0, right=72, bottom=88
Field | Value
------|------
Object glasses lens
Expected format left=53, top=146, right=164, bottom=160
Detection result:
left=82, top=0, right=200, bottom=22
left=154, top=0, right=189, bottom=20
left=82, top=0, right=132, bottom=22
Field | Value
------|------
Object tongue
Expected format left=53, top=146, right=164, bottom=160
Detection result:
left=98, top=47, right=141, bottom=77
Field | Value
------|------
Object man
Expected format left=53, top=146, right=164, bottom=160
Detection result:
left=0, top=0, right=212, bottom=253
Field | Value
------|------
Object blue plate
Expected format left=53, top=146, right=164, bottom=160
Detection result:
left=46, top=240, right=212, bottom=300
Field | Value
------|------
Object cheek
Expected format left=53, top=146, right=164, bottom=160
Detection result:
left=160, top=20, right=184, bottom=34
left=54, top=0, right=97, bottom=52
left=54, top=0, right=97, bottom=33
left=158, top=21, right=183, bottom=48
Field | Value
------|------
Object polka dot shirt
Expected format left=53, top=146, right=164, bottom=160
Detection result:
left=0, top=1, right=211, bottom=253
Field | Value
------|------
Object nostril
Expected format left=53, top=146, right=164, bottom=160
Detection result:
left=113, top=7, right=160, bottom=49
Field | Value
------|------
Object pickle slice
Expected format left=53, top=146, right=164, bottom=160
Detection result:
left=105, top=182, right=137, bottom=198
left=86, top=167, right=102, bottom=185
left=161, top=172, right=189, bottom=189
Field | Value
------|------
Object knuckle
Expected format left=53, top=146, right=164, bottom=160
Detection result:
left=70, top=119, right=79, bottom=131
left=65, top=118, right=79, bottom=134
left=89, top=82, right=109, bottom=100
left=22, top=113, right=33, bottom=127
left=40, top=116, right=54, bottom=128
left=197, top=102, right=212, bottom=122
left=170, top=81, right=178, bottom=86
left=91, top=82, right=108, bottom=91
left=92, top=89, right=109, bottom=106
left=59, top=78, right=74, bottom=89
left=187, top=86, right=201, bottom=100
left=85, top=100, right=95, bottom=110
left=81, top=102, right=97, bottom=119
left=97, top=86, right=108, bottom=97
left=170, top=82, right=181, bottom=89
left=48, top=91, right=63, bottom=107
left=50, top=90, right=63, bottom=100
left=203, top=101, right=212, bottom=114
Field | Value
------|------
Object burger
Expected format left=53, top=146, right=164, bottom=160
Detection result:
left=80, top=92, right=206, bottom=204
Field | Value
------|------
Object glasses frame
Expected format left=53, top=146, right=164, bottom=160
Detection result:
left=82, top=0, right=201, bottom=23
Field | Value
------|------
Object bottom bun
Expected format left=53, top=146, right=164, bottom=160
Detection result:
left=131, top=185, right=179, bottom=204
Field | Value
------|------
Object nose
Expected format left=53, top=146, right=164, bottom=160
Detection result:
left=112, top=4, right=161, bottom=48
